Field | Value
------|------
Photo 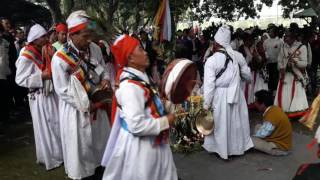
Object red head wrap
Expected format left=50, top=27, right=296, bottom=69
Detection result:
left=56, top=23, right=68, bottom=33
left=110, top=34, right=140, bottom=124
left=111, top=34, right=140, bottom=71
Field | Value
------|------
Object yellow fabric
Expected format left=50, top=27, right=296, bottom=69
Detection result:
left=264, top=106, right=292, bottom=151
left=299, top=93, right=320, bottom=130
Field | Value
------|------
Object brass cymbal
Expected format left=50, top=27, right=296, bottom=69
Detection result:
left=195, top=110, right=214, bottom=136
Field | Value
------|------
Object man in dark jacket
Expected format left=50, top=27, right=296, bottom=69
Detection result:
left=1, top=17, right=27, bottom=109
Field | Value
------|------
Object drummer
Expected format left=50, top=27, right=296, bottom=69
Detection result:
left=101, top=34, right=178, bottom=180
left=51, top=10, right=111, bottom=179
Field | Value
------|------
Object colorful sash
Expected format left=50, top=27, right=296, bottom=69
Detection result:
left=21, top=45, right=44, bottom=71
left=42, top=44, right=56, bottom=76
left=56, top=46, right=93, bottom=93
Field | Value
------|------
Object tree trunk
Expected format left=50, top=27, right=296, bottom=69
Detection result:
left=44, top=0, right=64, bottom=23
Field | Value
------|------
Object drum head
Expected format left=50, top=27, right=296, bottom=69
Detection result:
left=161, top=59, right=197, bottom=104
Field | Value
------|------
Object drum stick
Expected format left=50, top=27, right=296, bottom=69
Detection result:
left=190, top=80, right=201, bottom=84
left=175, top=112, right=189, bottom=117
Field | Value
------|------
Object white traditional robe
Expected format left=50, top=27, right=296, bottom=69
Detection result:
left=15, top=47, right=62, bottom=170
left=241, top=45, right=268, bottom=105
left=51, top=42, right=111, bottom=179
left=101, top=67, right=177, bottom=180
left=274, top=41, right=309, bottom=116
left=203, top=50, right=254, bottom=159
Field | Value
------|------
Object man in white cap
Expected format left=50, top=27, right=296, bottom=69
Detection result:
left=202, top=25, right=253, bottom=159
left=15, top=24, right=63, bottom=170
left=51, top=10, right=111, bottom=179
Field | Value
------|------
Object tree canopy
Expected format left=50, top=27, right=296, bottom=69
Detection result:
left=0, top=0, right=50, bottom=25
left=27, top=0, right=320, bottom=31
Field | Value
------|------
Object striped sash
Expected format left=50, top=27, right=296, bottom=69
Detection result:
left=56, top=47, right=92, bottom=93
left=21, top=45, right=44, bottom=70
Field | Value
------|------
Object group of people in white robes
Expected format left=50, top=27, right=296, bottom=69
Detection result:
left=15, top=11, right=111, bottom=179
left=202, top=25, right=310, bottom=160
left=14, top=7, right=311, bottom=180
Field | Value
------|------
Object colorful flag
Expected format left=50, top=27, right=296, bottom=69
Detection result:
left=153, top=0, right=172, bottom=42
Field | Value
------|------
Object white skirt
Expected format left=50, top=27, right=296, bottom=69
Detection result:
left=274, top=72, right=309, bottom=114
left=203, top=87, right=253, bottom=159
left=242, top=71, right=268, bottom=105
left=28, top=92, right=63, bottom=170
left=101, top=116, right=178, bottom=180
left=59, top=100, right=110, bottom=179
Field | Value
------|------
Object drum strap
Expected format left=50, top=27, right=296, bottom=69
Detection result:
left=118, top=71, right=162, bottom=114
left=118, top=76, right=149, bottom=109
left=118, top=71, right=169, bottom=145
left=215, top=50, right=233, bottom=80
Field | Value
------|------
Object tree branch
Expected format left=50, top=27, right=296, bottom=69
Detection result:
left=308, top=0, right=320, bottom=16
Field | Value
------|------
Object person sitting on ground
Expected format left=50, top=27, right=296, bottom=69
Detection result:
left=251, top=90, right=292, bottom=156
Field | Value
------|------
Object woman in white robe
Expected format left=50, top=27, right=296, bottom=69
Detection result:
left=274, top=29, right=309, bottom=118
left=239, top=34, right=268, bottom=106
left=15, top=24, right=62, bottom=170
left=203, top=26, right=254, bottom=159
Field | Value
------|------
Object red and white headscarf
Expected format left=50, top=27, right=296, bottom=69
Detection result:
left=110, top=34, right=140, bottom=124
left=56, top=23, right=68, bottom=33
left=111, top=34, right=140, bottom=81
left=66, top=10, right=90, bottom=34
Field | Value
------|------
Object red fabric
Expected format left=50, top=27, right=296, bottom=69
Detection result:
left=111, top=95, right=117, bottom=125
left=111, top=35, right=140, bottom=71
left=69, top=22, right=87, bottom=34
left=287, top=111, right=308, bottom=119
left=248, top=103, right=256, bottom=110
left=299, top=108, right=312, bottom=123
left=290, top=77, right=296, bottom=107
left=277, top=79, right=284, bottom=108
left=56, top=23, right=67, bottom=33
left=56, top=52, right=76, bottom=68
left=42, top=44, right=56, bottom=76
left=110, top=35, right=140, bottom=125
left=296, top=164, right=311, bottom=176
left=92, top=102, right=109, bottom=121
left=307, top=138, right=317, bottom=150
left=23, top=45, right=44, bottom=70
left=159, top=0, right=167, bottom=42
